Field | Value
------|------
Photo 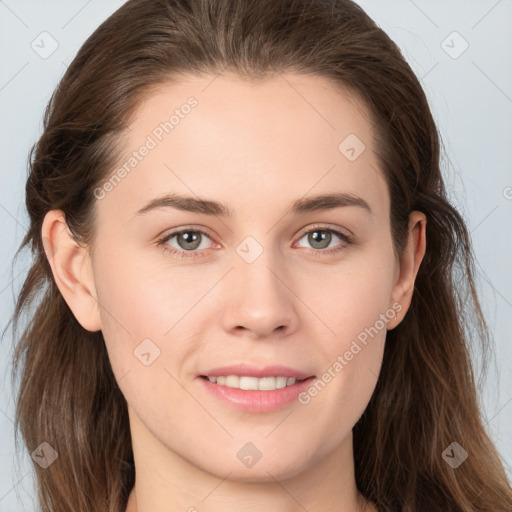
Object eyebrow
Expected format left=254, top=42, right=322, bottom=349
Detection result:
left=134, top=191, right=373, bottom=218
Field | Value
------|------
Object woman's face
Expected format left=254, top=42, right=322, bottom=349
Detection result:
left=52, top=72, right=424, bottom=484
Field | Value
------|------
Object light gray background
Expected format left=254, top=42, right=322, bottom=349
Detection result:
left=0, top=1, right=511, bottom=510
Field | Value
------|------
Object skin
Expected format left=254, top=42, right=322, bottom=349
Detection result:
left=42, top=72, right=426, bottom=512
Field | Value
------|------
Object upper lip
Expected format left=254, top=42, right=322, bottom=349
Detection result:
left=200, top=364, right=314, bottom=380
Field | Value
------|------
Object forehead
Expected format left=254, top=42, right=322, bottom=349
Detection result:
left=128, top=72, right=376, bottom=154
left=95, top=72, right=388, bottom=225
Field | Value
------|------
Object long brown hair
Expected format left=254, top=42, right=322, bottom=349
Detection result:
left=4, top=0, right=511, bottom=511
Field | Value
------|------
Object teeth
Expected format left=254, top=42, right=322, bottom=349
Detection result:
left=206, top=375, right=300, bottom=390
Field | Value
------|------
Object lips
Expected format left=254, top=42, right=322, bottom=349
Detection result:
left=198, top=373, right=317, bottom=412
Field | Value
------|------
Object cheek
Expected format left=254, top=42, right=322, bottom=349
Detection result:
left=295, top=246, right=395, bottom=412
left=92, top=247, right=215, bottom=385
left=93, top=244, right=208, bottom=338
left=300, top=244, right=396, bottom=348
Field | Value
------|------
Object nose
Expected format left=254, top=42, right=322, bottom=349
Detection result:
left=221, top=248, right=300, bottom=339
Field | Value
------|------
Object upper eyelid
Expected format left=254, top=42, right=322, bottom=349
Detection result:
left=296, top=223, right=352, bottom=238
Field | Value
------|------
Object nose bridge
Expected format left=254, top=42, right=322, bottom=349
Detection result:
left=234, top=233, right=286, bottom=304
left=221, top=233, right=299, bottom=337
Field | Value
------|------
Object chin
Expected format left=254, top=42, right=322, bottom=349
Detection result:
left=201, top=455, right=310, bottom=483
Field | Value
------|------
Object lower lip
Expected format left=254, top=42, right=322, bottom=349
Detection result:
left=198, top=376, right=316, bottom=413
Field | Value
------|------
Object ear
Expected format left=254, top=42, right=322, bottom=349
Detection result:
left=387, top=210, right=427, bottom=330
left=41, top=210, right=102, bottom=332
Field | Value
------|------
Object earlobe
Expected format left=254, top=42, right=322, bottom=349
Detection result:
left=387, top=211, right=427, bottom=330
left=41, top=210, right=102, bottom=332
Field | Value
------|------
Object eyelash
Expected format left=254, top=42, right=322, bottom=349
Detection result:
left=157, top=225, right=354, bottom=260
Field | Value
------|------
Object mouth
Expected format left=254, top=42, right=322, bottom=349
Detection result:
left=198, top=373, right=317, bottom=413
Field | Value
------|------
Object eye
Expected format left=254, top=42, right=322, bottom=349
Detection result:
left=157, top=224, right=354, bottom=260
left=157, top=228, right=217, bottom=259
left=293, top=225, right=354, bottom=256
